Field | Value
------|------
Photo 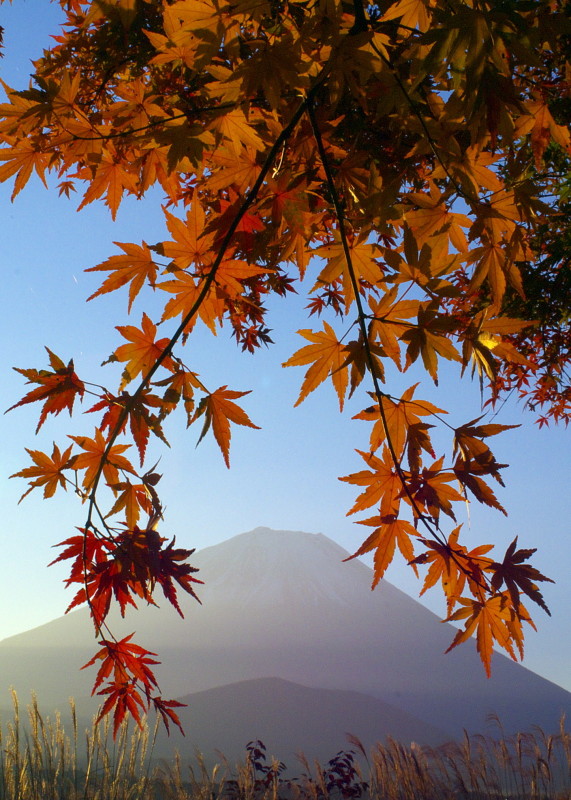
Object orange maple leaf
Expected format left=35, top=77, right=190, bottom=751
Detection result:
left=208, top=108, right=265, bottom=157
left=0, top=139, right=50, bottom=199
left=86, top=241, right=158, bottom=312
left=7, top=348, right=85, bottom=432
left=516, top=98, right=571, bottom=168
left=345, top=514, right=419, bottom=587
left=113, top=313, right=174, bottom=390
left=446, top=594, right=517, bottom=677
left=158, top=269, right=227, bottom=335
left=406, top=456, right=465, bottom=521
left=354, top=384, right=444, bottom=459
left=193, top=386, right=260, bottom=467
left=106, top=481, right=154, bottom=529
left=87, top=389, right=168, bottom=466
left=69, top=428, right=136, bottom=491
left=340, top=448, right=402, bottom=518
left=282, top=322, right=353, bottom=410
left=400, top=303, right=460, bottom=382
left=154, top=368, right=202, bottom=424
left=10, top=443, right=75, bottom=502
left=77, top=147, right=139, bottom=220
left=411, top=528, right=493, bottom=612
left=162, top=203, right=215, bottom=270
left=314, top=235, right=384, bottom=311
left=368, top=287, right=419, bottom=369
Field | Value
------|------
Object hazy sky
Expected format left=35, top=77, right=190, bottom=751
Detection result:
left=1, top=3, right=570, bottom=694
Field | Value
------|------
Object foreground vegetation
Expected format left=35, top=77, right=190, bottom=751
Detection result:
left=1, top=693, right=571, bottom=800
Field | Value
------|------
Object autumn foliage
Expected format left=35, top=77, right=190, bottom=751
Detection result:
left=2, top=0, right=570, bottom=734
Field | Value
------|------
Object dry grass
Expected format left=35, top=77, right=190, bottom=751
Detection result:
left=1, top=692, right=570, bottom=799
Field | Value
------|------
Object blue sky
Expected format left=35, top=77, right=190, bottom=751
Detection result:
left=1, top=2, right=570, bottom=694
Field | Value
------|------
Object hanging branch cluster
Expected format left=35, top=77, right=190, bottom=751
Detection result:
left=2, top=0, right=570, bottom=734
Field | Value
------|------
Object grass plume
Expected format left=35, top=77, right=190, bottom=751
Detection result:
left=0, top=692, right=570, bottom=799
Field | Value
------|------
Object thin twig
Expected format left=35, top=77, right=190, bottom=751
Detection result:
left=306, top=95, right=492, bottom=595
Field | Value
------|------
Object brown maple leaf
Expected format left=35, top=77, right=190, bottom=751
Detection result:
left=490, top=537, right=553, bottom=615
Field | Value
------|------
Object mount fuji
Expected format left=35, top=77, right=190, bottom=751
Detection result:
left=1, top=527, right=569, bottom=764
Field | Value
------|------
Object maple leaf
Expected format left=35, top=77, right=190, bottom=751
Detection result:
left=210, top=193, right=265, bottom=251
left=453, top=458, right=508, bottom=515
left=158, top=270, right=224, bottom=335
left=162, top=203, right=215, bottom=270
left=353, top=384, right=444, bottom=461
left=490, top=537, right=553, bottom=615
left=345, top=514, right=419, bottom=588
left=106, top=481, right=154, bottom=529
left=87, top=390, right=169, bottom=466
left=0, top=139, right=50, bottom=200
left=83, top=634, right=159, bottom=696
left=86, top=242, right=158, bottom=311
left=69, top=428, right=136, bottom=491
left=7, top=348, right=85, bottom=432
left=368, top=288, right=419, bottom=369
left=406, top=422, right=435, bottom=474
left=113, top=313, right=174, bottom=390
left=208, top=108, right=265, bottom=157
left=109, top=527, right=202, bottom=613
left=49, top=528, right=112, bottom=585
left=152, top=696, right=186, bottom=736
left=446, top=594, right=517, bottom=677
left=406, top=457, right=465, bottom=521
left=10, top=443, right=75, bottom=502
left=400, top=303, right=460, bottom=383
left=110, top=78, right=167, bottom=132
left=192, top=386, right=260, bottom=467
left=460, top=312, right=535, bottom=383
left=83, top=552, right=146, bottom=625
left=282, top=322, right=353, bottom=410
left=206, top=258, right=272, bottom=300
left=206, top=145, right=261, bottom=194
left=380, top=0, right=433, bottom=32
left=406, top=189, right=471, bottom=250
left=454, top=417, right=518, bottom=456
left=154, top=369, right=202, bottom=425
left=96, top=681, right=148, bottom=737
left=340, top=448, right=402, bottom=518
left=145, top=25, right=198, bottom=70
left=467, top=241, right=511, bottom=308
left=314, top=235, right=384, bottom=311
left=150, top=535, right=203, bottom=615
left=516, top=98, right=571, bottom=168
left=76, top=147, right=139, bottom=220
left=83, top=635, right=160, bottom=735
left=411, top=528, right=493, bottom=612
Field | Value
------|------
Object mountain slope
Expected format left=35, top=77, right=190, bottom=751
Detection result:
left=150, top=677, right=451, bottom=766
left=1, top=527, right=569, bottom=742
